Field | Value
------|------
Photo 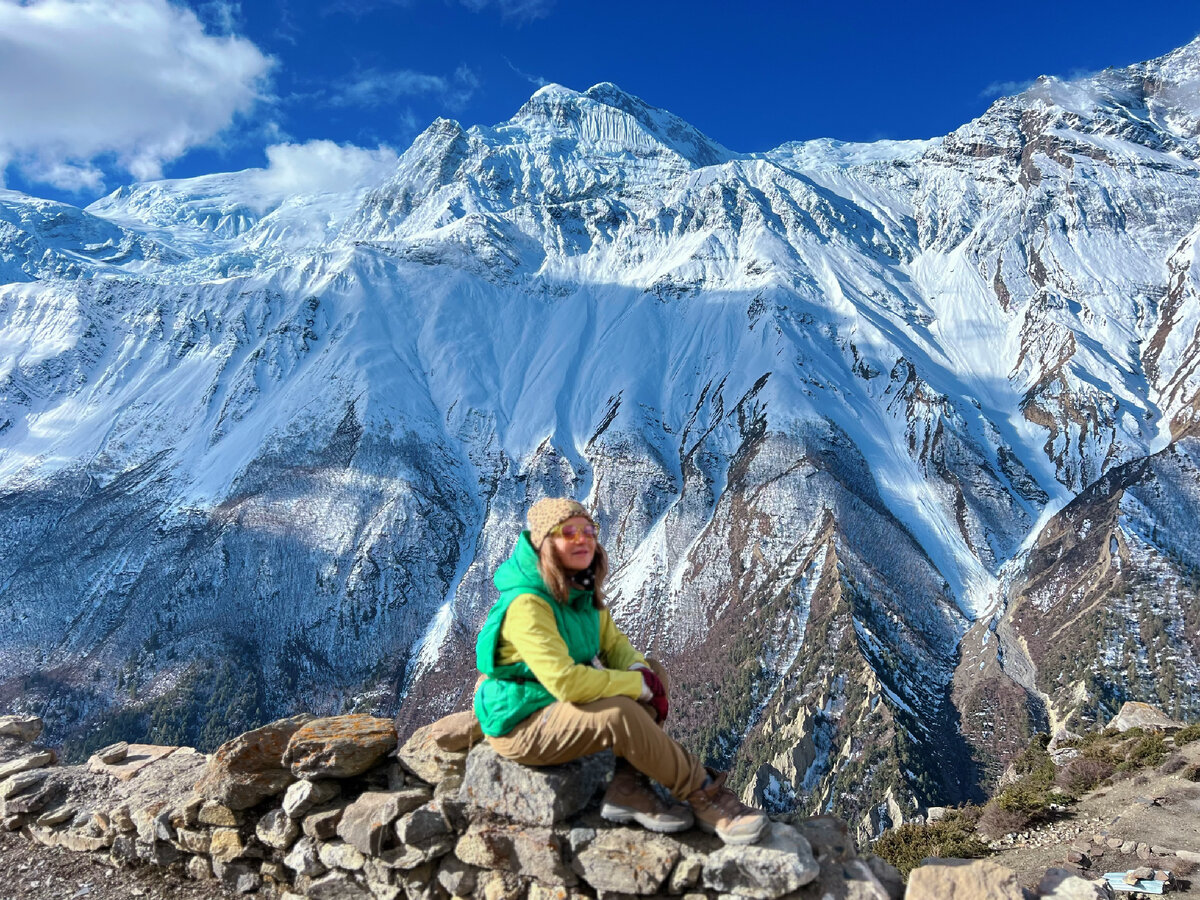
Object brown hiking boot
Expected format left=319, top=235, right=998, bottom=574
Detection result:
left=686, top=770, right=768, bottom=845
left=600, top=764, right=693, bottom=833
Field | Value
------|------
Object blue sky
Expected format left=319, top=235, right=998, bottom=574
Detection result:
left=2, top=0, right=1199, bottom=206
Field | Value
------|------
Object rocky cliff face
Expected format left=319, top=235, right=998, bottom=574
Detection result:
left=3, top=40, right=1200, bottom=832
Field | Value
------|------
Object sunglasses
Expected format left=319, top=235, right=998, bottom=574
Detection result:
left=551, top=523, right=597, bottom=540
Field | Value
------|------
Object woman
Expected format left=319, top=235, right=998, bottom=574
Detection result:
left=474, top=497, right=768, bottom=845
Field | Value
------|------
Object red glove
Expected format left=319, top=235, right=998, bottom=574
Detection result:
left=639, top=668, right=668, bottom=722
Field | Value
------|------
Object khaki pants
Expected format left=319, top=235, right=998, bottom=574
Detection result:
left=486, top=659, right=707, bottom=799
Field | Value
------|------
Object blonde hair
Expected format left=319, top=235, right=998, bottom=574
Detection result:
left=537, top=539, right=609, bottom=609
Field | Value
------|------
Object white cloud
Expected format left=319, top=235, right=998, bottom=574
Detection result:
left=328, top=64, right=479, bottom=110
left=0, top=0, right=273, bottom=191
left=458, top=0, right=554, bottom=20
left=251, top=140, right=399, bottom=197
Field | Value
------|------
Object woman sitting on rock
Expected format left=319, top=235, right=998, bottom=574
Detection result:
left=474, top=497, right=768, bottom=845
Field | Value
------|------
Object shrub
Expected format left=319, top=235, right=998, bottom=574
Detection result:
left=977, top=799, right=1036, bottom=839
left=1116, top=733, right=1167, bottom=771
left=1175, top=723, right=1200, bottom=746
left=1055, top=755, right=1114, bottom=794
left=873, top=810, right=988, bottom=879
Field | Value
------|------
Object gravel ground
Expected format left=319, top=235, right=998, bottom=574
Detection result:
left=0, top=829, right=239, bottom=900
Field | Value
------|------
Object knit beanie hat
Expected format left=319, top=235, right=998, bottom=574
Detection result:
left=527, top=497, right=593, bottom=550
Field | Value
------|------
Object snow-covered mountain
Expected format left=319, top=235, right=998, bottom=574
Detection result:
left=3, top=42, right=1200, bottom=836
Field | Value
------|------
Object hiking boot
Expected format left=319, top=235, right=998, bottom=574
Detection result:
left=686, top=769, right=768, bottom=845
left=600, top=764, right=693, bottom=833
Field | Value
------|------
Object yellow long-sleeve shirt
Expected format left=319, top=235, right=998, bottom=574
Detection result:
left=496, top=593, right=646, bottom=704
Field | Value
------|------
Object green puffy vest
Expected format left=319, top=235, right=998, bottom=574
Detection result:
left=474, top=532, right=600, bottom=737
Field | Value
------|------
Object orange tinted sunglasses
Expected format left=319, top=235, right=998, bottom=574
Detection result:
left=551, top=523, right=597, bottom=540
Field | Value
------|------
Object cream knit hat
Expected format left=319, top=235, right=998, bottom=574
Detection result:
left=527, top=497, right=593, bottom=550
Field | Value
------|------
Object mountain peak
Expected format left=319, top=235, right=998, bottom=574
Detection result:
left=507, top=80, right=733, bottom=168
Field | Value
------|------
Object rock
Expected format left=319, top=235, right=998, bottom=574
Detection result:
left=571, top=827, right=680, bottom=894
left=0, top=716, right=42, bottom=742
left=214, top=859, right=262, bottom=894
left=176, top=827, right=212, bottom=853
left=395, top=800, right=451, bottom=846
left=454, top=820, right=576, bottom=886
left=319, top=839, right=367, bottom=871
left=796, top=814, right=856, bottom=862
left=906, top=858, right=1025, bottom=900
left=701, top=822, right=819, bottom=899
left=863, top=854, right=904, bottom=899
left=284, top=836, right=328, bottom=877
left=337, top=788, right=430, bottom=855
left=4, top=779, right=56, bottom=814
left=194, top=715, right=311, bottom=809
left=1129, top=866, right=1155, bottom=880
left=283, top=778, right=342, bottom=818
left=377, top=838, right=456, bottom=870
left=437, top=855, right=479, bottom=896
left=1106, top=702, right=1183, bottom=733
left=1037, top=868, right=1110, bottom=899
left=198, top=800, right=242, bottom=826
left=1177, top=848, right=1200, bottom=863
left=35, top=804, right=76, bottom=826
left=1120, top=840, right=1136, bottom=854
left=668, top=855, right=704, bottom=893
left=527, top=884, right=591, bottom=900
left=307, top=870, right=373, bottom=899
left=257, top=808, right=301, bottom=850
left=95, top=741, right=130, bottom=764
left=1106, top=838, right=1123, bottom=850
left=132, top=801, right=174, bottom=842
left=284, top=715, right=398, bottom=779
left=188, top=854, right=213, bottom=880
left=1137, top=843, right=1152, bottom=860
left=304, top=804, right=347, bottom=840
left=395, top=724, right=473, bottom=787
left=0, top=750, right=56, bottom=779
left=210, top=826, right=247, bottom=862
left=0, top=769, right=46, bottom=799
left=458, top=743, right=613, bottom=826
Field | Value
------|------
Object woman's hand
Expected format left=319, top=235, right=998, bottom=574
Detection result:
left=637, top=668, right=668, bottom=722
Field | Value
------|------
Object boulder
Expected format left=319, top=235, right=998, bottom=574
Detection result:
left=0, top=716, right=42, bottom=742
left=395, top=719, right=475, bottom=787
left=284, top=715, right=397, bottom=779
left=0, top=769, right=46, bottom=799
left=304, top=804, right=347, bottom=840
left=454, top=820, right=576, bottom=886
left=318, top=839, right=367, bottom=871
left=906, top=858, right=1025, bottom=900
left=0, top=750, right=56, bottom=779
left=796, top=814, right=856, bottom=862
left=457, top=743, right=613, bottom=826
left=283, top=778, right=341, bottom=818
left=395, top=800, right=451, bottom=847
left=572, top=827, right=680, bottom=894
left=1106, top=702, right=1183, bottom=733
left=306, top=870, right=373, bottom=899
left=95, top=742, right=129, bottom=764
left=257, top=808, right=301, bottom=850
left=194, top=715, right=312, bottom=809
left=284, top=836, right=328, bottom=877
left=337, top=788, right=429, bottom=855
left=702, top=822, right=820, bottom=899
left=1037, top=868, right=1112, bottom=899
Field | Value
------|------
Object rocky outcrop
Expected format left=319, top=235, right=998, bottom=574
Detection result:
left=0, top=712, right=904, bottom=899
